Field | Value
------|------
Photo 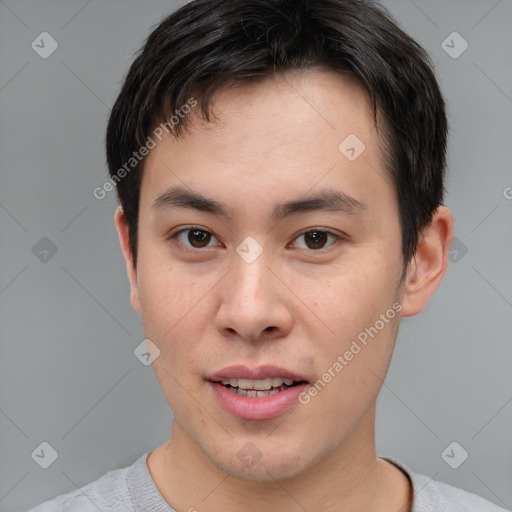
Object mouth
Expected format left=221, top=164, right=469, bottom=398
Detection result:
left=219, top=377, right=308, bottom=397
left=207, top=365, right=311, bottom=420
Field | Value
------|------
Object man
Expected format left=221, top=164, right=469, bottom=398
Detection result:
left=28, top=0, right=509, bottom=510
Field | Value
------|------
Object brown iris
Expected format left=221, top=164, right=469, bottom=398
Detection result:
left=303, top=231, right=329, bottom=249
left=187, top=229, right=212, bottom=248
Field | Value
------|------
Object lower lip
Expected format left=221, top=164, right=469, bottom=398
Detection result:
left=209, top=381, right=308, bottom=420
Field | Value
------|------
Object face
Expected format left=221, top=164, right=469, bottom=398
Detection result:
left=119, top=68, right=414, bottom=481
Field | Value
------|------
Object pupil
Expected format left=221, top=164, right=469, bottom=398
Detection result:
left=305, top=231, right=327, bottom=249
left=188, top=229, right=210, bottom=248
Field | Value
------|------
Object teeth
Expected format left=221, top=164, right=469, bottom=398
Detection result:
left=219, top=377, right=296, bottom=390
left=230, top=387, right=282, bottom=397
left=271, top=377, right=282, bottom=388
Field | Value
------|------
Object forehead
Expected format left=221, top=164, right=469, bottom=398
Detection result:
left=182, top=67, right=377, bottom=149
left=140, top=67, right=395, bottom=220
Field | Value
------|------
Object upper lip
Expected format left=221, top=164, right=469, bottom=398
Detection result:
left=207, top=364, right=309, bottom=383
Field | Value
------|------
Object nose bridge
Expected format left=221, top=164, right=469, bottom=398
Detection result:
left=215, top=245, right=291, bottom=341
left=230, top=247, right=271, bottom=310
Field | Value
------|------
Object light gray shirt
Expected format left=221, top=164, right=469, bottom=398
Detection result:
left=26, top=452, right=510, bottom=511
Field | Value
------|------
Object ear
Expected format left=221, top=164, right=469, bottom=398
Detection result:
left=401, top=206, right=454, bottom=317
left=114, top=206, right=141, bottom=314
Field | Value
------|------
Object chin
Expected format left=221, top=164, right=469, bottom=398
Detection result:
left=201, top=438, right=314, bottom=483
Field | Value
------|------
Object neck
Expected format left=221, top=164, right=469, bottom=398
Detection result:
left=147, top=406, right=412, bottom=512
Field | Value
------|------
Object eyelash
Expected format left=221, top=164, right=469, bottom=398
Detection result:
left=166, top=225, right=342, bottom=252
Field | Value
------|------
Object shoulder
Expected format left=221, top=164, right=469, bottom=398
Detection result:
left=26, top=454, right=145, bottom=512
left=382, top=456, right=510, bottom=512
left=428, top=478, right=510, bottom=512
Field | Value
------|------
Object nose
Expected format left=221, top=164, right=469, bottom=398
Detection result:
left=214, top=250, right=293, bottom=343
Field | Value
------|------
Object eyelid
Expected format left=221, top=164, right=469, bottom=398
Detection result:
left=294, top=226, right=342, bottom=238
left=166, top=224, right=210, bottom=239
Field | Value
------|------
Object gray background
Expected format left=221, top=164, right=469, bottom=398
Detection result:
left=0, top=0, right=511, bottom=510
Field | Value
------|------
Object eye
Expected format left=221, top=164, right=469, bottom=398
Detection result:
left=167, top=226, right=341, bottom=252
left=290, top=229, right=340, bottom=250
left=168, top=226, right=222, bottom=250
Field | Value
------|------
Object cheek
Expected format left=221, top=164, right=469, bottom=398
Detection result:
left=137, top=258, right=199, bottom=330
left=298, top=250, right=401, bottom=379
left=136, top=259, right=214, bottom=368
left=304, top=315, right=399, bottom=439
left=301, top=256, right=398, bottom=334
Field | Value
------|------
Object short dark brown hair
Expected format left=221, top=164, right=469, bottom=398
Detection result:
left=106, top=0, right=447, bottom=275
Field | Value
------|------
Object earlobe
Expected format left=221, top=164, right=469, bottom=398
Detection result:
left=114, top=206, right=141, bottom=314
left=401, top=206, right=454, bottom=317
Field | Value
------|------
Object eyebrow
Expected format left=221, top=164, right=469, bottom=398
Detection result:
left=152, top=185, right=368, bottom=220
